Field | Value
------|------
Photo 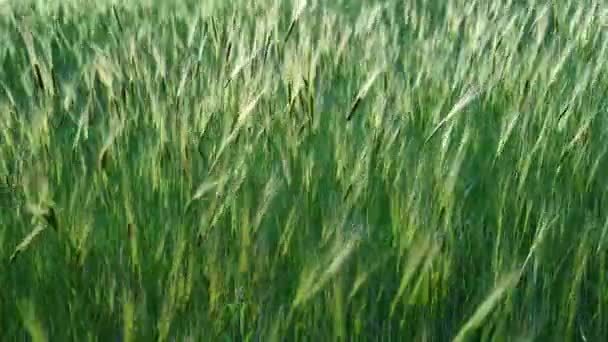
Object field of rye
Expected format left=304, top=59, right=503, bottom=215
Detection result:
left=1, top=0, right=608, bottom=340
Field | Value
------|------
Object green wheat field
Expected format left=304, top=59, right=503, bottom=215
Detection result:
left=1, top=0, right=608, bottom=340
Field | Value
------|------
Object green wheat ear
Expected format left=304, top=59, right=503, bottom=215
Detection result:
left=9, top=224, right=46, bottom=263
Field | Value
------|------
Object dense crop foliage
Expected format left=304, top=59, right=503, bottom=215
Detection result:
left=1, top=0, right=608, bottom=340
